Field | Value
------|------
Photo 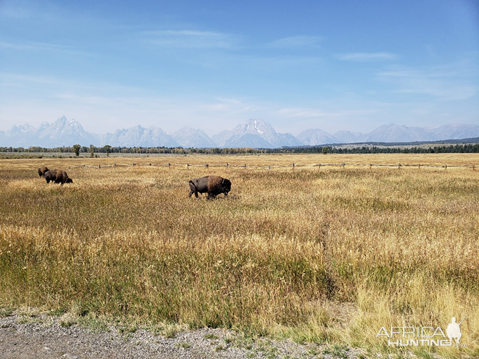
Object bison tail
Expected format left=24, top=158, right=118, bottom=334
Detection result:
left=189, top=180, right=199, bottom=198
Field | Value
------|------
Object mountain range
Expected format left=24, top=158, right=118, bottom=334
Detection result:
left=1, top=116, right=478, bottom=148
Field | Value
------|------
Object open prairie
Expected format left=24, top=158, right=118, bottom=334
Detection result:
left=0, top=153, right=478, bottom=358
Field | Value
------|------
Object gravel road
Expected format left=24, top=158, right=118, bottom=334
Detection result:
left=0, top=310, right=367, bottom=359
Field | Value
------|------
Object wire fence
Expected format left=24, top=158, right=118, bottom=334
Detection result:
left=66, top=162, right=477, bottom=171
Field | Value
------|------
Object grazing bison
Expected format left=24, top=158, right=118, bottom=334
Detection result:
left=44, top=169, right=73, bottom=185
left=38, top=166, right=49, bottom=177
left=44, top=170, right=57, bottom=183
left=189, top=175, right=231, bottom=199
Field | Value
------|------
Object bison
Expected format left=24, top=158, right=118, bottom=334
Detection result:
left=44, top=170, right=56, bottom=183
left=189, top=175, right=231, bottom=199
left=44, top=169, right=73, bottom=185
left=38, top=166, right=49, bottom=177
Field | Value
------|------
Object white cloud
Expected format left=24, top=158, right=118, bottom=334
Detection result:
left=141, top=30, right=238, bottom=49
left=0, top=73, right=63, bottom=89
left=0, top=41, right=94, bottom=58
left=277, top=107, right=378, bottom=119
left=268, top=36, right=322, bottom=48
left=378, top=65, right=477, bottom=100
left=339, top=52, right=397, bottom=61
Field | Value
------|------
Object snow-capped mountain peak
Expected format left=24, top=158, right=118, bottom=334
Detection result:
left=1, top=118, right=478, bottom=148
left=212, top=119, right=303, bottom=148
left=250, top=120, right=264, bottom=134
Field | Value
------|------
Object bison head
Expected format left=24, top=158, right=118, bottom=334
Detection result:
left=220, top=178, right=231, bottom=195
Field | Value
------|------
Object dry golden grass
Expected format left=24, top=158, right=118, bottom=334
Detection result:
left=0, top=153, right=478, bottom=358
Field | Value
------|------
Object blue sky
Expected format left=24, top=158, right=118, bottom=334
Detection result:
left=0, top=0, right=478, bottom=136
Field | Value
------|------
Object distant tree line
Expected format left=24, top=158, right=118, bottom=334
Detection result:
left=0, top=143, right=478, bottom=155
left=276, top=143, right=479, bottom=154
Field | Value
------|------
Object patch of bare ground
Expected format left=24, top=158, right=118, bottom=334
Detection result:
left=0, top=308, right=373, bottom=359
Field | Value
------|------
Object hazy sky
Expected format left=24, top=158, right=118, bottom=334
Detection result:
left=0, top=0, right=478, bottom=136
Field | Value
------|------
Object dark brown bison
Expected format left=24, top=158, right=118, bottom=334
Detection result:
left=189, top=175, right=231, bottom=199
left=44, top=170, right=56, bottom=183
left=38, top=166, right=49, bottom=177
left=44, top=169, right=73, bottom=185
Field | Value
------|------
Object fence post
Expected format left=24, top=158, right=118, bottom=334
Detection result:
left=205, top=164, right=209, bottom=170
left=342, top=163, right=345, bottom=169
left=418, top=163, right=421, bottom=170
left=226, top=163, right=229, bottom=170
left=168, top=163, right=170, bottom=169
left=318, top=164, right=321, bottom=170
left=369, top=163, right=372, bottom=170
left=292, top=163, right=295, bottom=170
left=473, top=163, right=475, bottom=171
left=99, top=164, right=101, bottom=169
left=445, top=164, right=447, bottom=171
left=114, top=163, right=116, bottom=168
left=398, top=163, right=401, bottom=169
left=268, top=165, right=271, bottom=170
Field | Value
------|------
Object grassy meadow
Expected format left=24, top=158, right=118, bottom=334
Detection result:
left=0, top=153, right=478, bottom=358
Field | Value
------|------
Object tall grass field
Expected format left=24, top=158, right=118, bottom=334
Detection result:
left=0, top=153, right=477, bottom=358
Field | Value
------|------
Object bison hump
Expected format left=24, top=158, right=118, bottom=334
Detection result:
left=207, top=176, right=223, bottom=189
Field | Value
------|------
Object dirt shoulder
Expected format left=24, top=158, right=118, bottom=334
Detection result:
left=0, top=310, right=369, bottom=359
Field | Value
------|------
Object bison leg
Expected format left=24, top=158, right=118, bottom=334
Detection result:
left=188, top=181, right=200, bottom=198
